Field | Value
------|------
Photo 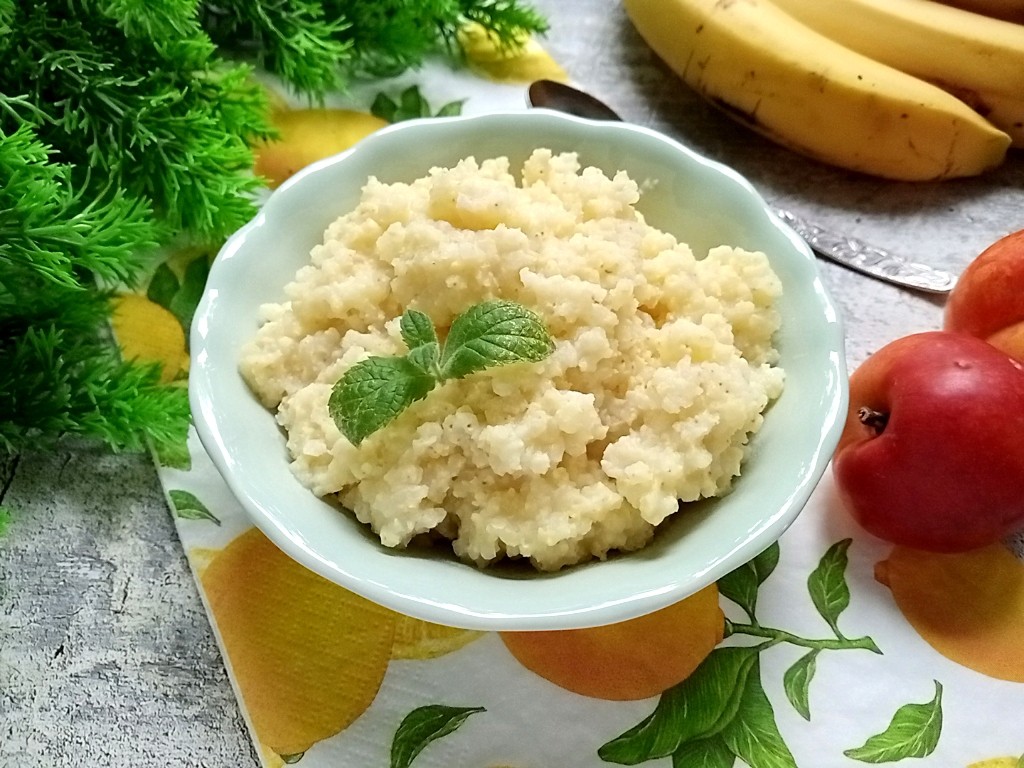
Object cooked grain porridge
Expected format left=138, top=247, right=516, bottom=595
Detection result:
left=239, top=149, right=784, bottom=571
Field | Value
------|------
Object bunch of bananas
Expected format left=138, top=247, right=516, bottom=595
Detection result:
left=623, top=0, right=1024, bottom=180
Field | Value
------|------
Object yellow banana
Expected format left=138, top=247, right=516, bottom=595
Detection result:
left=948, top=86, right=1024, bottom=147
left=977, top=90, right=1024, bottom=147
left=772, top=0, right=1024, bottom=100
left=622, top=0, right=1011, bottom=180
left=933, top=0, right=1024, bottom=23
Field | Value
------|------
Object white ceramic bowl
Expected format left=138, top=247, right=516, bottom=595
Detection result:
left=190, top=109, right=847, bottom=631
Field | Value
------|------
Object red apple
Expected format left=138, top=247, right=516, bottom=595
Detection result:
left=833, top=331, right=1024, bottom=552
left=944, top=228, right=1024, bottom=363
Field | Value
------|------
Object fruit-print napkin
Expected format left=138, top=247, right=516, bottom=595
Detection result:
left=117, top=35, right=1024, bottom=768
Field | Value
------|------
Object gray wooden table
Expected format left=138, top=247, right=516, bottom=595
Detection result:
left=2, top=1, right=1022, bottom=765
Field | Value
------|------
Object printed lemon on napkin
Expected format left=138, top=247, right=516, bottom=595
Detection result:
left=200, top=528, right=395, bottom=760
left=110, top=294, right=188, bottom=383
left=252, top=108, right=388, bottom=189
left=457, top=22, right=567, bottom=83
left=252, top=25, right=564, bottom=190
left=197, top=528, right=482, bottom=763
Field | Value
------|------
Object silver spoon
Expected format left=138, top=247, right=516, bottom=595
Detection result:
left=527, top=79, right=956, bottom=295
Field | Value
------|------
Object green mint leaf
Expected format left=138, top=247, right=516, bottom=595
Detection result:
left=808, top=538, right=852, bottom=637
left=720, top=658, right=798, bottom=768
left=390, top=704, right=486, bottom=768
left=844, top=681, right=943, bottom=763
left=401, top=308, right=439, bottom=349
left=672, top=737, right=736, bottom=768
left=782, top=650, right=818, bottom=722
left=598, top=646, right=760, bottom=764
left=438, top=299, right=553, bottom=381
left=168, top=489, right=221, bottom=525
left=329, top=356, right=436, bottom=446
left=328, top=301, right=549, bottom=445
left=406, top=342, right=441, bottom=376
left=718, top=541, right=780, bottom=621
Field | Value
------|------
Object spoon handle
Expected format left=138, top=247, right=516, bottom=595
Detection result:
left=771, top=208, right=956, bottom=294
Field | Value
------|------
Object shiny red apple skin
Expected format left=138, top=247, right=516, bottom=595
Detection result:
left=833, top=331, right=1024, bottom=552
left=944, top=228, right=1024, bottom=362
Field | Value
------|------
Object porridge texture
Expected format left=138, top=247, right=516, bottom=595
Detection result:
left=239, top=149, right=785, bottom=571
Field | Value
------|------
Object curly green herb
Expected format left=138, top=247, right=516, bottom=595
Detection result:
left=0, top=0, right=546, bottom=458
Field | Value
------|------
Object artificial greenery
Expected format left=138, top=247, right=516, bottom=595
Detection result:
left=202, top=0, right=549, bottom=96
left=0, top=0, right=546, bottom=459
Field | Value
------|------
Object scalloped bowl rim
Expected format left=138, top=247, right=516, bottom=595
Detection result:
left=190, top=109, right=848, bottom=631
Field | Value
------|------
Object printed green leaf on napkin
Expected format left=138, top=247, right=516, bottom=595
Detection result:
left=808, top=538, right=852, bottom=637
left=782, top=650, right=819, bottom=722
left=390, top=704, right=486, bottom=768
left=147, top=254, right=213, bottom=343
left=720, top=659, right=797, bottom=768
left=602, top=539, right=886, bottom=766
left=718, top=540, right=780, bottom=621
left=844, top=682, right=944, bottom=763
left=371, top=85, right=466, bottom=123
left=670, top=737, right=735, bottom=768
left=168, top=489, right=221, bottom=525
left=598, top=645, right=762, bottom=763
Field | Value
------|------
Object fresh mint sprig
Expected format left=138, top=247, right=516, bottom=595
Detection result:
left=329, top=300, right=554, bottom=446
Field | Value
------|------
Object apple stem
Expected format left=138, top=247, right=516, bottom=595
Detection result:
left=858, top=406, right=889, bottom=434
